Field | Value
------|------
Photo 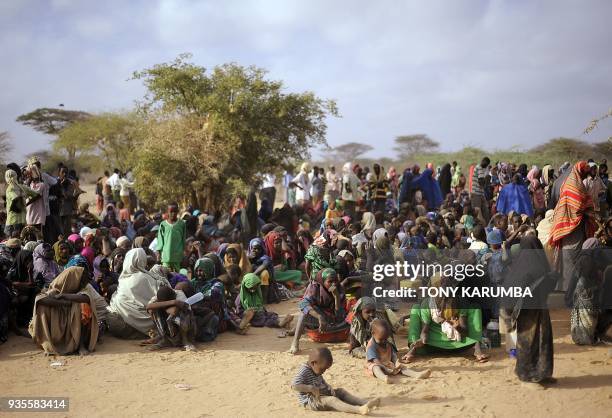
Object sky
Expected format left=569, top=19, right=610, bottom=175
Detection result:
left=1, top=0, right=611, bottom=162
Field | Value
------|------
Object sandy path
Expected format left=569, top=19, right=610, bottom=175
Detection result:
left=1, top=302, right=611, bottom=418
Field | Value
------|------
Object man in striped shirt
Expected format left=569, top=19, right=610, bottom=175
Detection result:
left=291, top=347, right=379, bottom=414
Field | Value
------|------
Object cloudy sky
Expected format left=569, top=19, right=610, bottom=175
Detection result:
left=1, top=0, right=610, bottom=162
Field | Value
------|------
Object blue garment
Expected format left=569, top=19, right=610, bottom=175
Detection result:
left=398, top=169, right=414, bottom=204
left=496, top=183, right=534, bottom=217
left=411, top=168, right=443, bottom=209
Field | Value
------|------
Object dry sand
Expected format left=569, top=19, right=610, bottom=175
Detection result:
left=1, top=302, right=611, bottom=418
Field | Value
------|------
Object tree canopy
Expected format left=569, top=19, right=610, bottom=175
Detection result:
left=393, top=134, right=439, bottom=160
left=132, top=54, right=338, bottom=209
left=16, top=107, right=90, bottom=135
left=328, top=142, right=373, bottom=162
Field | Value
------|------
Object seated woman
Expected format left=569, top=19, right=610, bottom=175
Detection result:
left=10, top=249, right=37, bottom=328
left=263, top=231, right=304, bottom=288
left=406, top=276, right=488, bottom=363
left=107, top=248, right=170, bottom=339
left=234, top=273, right=293, bottom=331
left=53, top=239, right=72, bottom=269
left=146, top=285, right=197, bottom=351
left=33, top=243, right=61, bottom=288
left=336, top=249, right=367, bottom=299
left=347, top=296, right=397, bottom=359
left=191, top=257, right=230, bottom=334
left=304, top=230, right=337, bottom=280
left=289, top=268, right=347, bottom=354
left=29, top=266, right=101, bottom=355
left=248, top=238, right=279, bottom=303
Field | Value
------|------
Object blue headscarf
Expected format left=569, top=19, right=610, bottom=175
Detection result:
left=411, top=168, right=443, bottom=209
left=496, top=183, right=534, bottom=217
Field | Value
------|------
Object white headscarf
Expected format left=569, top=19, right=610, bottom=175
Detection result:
left=108, top=248, right=169, bottom=334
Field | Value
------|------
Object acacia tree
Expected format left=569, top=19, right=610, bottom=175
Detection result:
left=393, top=134, right=439, bottom=160
left=132, top=54, right=338, bottom=210
left=55, top=112, right=143, bottom=171
left=16, top=107, right=91, bottom=163
left=0, top=131, right=13, bottom=164
left=329, top=142, right=373, bottom=162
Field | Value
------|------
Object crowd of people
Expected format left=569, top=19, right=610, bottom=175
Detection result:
left=0, top=155, right=611, bottom=415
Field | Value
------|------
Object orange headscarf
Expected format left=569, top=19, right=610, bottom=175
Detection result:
left=548, top=161, right=597, bottom=248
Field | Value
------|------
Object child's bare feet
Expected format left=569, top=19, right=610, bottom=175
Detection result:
left=288, top=344, right=299, bottom=355
left=358, top=404, right=370, bottom=415
left=184, top=344, right=197, bottom=352
left=416, top=369, right=431, bottom=379
left=79, top=346, right=90, bottom=356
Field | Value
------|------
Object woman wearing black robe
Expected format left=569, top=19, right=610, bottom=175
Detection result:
left=503, top=235, right=555, bottom=384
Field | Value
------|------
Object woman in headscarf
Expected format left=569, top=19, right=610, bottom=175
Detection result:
left=223, top=243, right=252, bottom=275
left=263, top=231, right=304, bottom=287
left=53, top=239, right=71, bottom=268
left=304, top=230, right=337, bottom=279
left=289, top=268, right=347, bottom=354
left=240, top=189, right=259, bottom=247
left=4, top=169, right=38, bottom=238
left=398, top=167, right=415, bottom=205
left=541, top=165, right=555, bottom=208
left=407, top=275, right=488, bottom=362
left=33, top=243, right=60, bottom=287
left=25, top=164, right=47, bottom=233
left=496, top=174, right=534, bottom=217
left=347, top=296, right=397, bottom=359
left=248, top=237, right=279, bottom=303
left=109, top=247, right=127, bottom=275
left=29, top=266, right=103, bottom=355
left=9, top=249, right=36, bottom=327
left=107, top=248, right=169, bottom=339
left=234, top=273, right=293, bottom=331
left=387, top=166, right=399, bottom=200
left=411, top=168, right=443, bottom=210
left=566, top=238, right=612, bottom=345
left=438, top=163, right=452, bottom=198
left=191, top=257, right=229, bottom=333
left=502, top=235, right=555, bottom=384
left=549, top=161, right=597, bottom=291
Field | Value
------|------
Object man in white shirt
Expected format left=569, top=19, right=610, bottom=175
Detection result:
left=106, top=169, right=121, bottom=203
left=259, top=173, right=277, bottom=208
left=292, top=163, right=311, bottom=205
left=326, top=165, right=341, bottom=201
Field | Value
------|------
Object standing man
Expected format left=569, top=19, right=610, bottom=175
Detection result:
left=292, top=163, right=311, bottom=207
left=106, top=168, right=121, bottom=204
left=341, top=162, right=360, bottom=218
left=259, top=173, right=277, bottom=208
left=471, top=157, right=491, bottom=223
left=326, top=165, right=341, bottom=202
left=369, top=163, right=389, bottom=214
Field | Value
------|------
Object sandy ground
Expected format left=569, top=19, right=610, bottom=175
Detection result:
left=1, top=301, right=611, bottom=418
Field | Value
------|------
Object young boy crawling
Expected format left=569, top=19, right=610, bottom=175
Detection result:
left=366, top=319, right=431, bottom=383
left=291, top=347, right=380, bottom=415
left=146, top=285, right=196, bottom=351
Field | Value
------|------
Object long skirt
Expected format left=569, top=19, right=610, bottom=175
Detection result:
left=515, top=309, right=554, bottom=382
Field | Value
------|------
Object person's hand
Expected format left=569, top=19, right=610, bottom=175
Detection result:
left=420, top=330, right=428, bottom=345
left=53, top=293, right=63, bottom=300
left=311, top=386, right=320, bottom=399
left=318, top=317, right=328, bottom=333
left=329, top=285, right=339, bottom=297
left=174, top=300, right=188, bottom=310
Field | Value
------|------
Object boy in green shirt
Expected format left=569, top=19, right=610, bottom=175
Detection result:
left=156, top=203, right=186, bottom=271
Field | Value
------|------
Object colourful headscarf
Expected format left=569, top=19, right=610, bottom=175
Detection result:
left=239, top=273, right=263, bottom=311
left=193, top=257, right=215, bottom=281
left=549, top=161, right=596, bottom=248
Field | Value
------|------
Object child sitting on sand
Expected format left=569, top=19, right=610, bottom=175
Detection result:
left=291, top=347, right=380, bottom=415
left=146, top=285, right=197, bottom=351
left=366, top=319, right=430, bottom=383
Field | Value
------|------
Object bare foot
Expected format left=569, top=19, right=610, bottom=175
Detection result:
left=279, top=314, right=294, bottom=328
left=235, top=324, right=250, bottom=335
left=417, top=369, right=431, bottom=379
left=79, top=346, right=90, bottom=356
left=358, top=404, right=370, bottom=415
left=366, top=398, right=381, bottom=409
left=474, top=353, right=489, bottom=363
left=184, top=344, right=197, bottom=352
left=288, top=344, right=300, bottom=355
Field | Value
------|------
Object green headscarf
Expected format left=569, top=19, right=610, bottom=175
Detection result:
left=194, top=257, right=215, bottom=281
left=240, top=273, right=263, bottom=311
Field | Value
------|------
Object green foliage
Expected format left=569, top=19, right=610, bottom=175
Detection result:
left=0, top=131, right=13, bottom=164
left=56, top=112, right=143, bottom=171
left=16, top=108, right=90, bottom=135
left=393, top=134, right=439, bottom=160
left=327, top=142, right=373, bottom=162
left=132, top=55, right=338, bottom=209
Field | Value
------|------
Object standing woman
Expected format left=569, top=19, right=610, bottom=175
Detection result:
left=548, top=161, right=597, bottom=291
left=438, top=163, right=452, bottom=198
left=503, top=235, right=556, bottom=385
left=26, top=165, right=48, bottom=235
left=5, top=169, right=38, bottom=238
